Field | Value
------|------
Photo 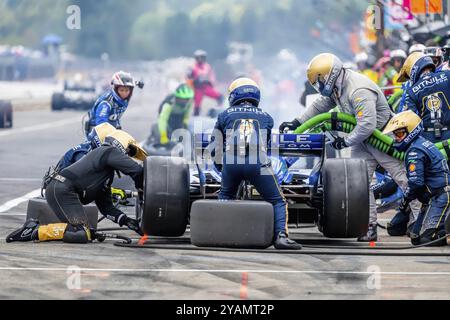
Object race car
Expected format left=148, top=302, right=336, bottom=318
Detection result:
left=51, top=77, right=97, bottom=111
left=0, top=100, right=13, bottom=128
left=136, top=132, right=370, bottom=248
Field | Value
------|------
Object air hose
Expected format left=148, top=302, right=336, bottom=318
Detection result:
left=113, top=237, right=450, bottom=257
left=293, top=112, right=450, bottom=160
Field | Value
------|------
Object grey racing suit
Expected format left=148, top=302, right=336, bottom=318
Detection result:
left=297, top=69, right=420, bottom=226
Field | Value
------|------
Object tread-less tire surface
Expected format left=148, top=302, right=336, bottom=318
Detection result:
left=190, top=200, right=274, bottom=249
left=0, top=100, right=13, bottom=128
left=321, top=158, right=369, bottom=238
left=141, top=156, right=190, bottom=236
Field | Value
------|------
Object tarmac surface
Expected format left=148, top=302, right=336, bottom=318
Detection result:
left=0, top=101, right=449, bottom=300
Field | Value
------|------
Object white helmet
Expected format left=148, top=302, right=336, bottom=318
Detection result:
left=111, top=71, right=135, bottom=100
left=390, top=49, right=407, bottom=60
left=355, top=52, right=369, bottom=64
left=409, top=44, right=426, bottom=55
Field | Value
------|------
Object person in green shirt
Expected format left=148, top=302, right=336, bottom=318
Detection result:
left=157, top=84, right=195, bottom=144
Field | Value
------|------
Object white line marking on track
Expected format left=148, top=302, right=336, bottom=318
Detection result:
left=0, top=189, right=41, bottom=213
left=0, top=267, right=449, bottom=276
left=0, top=117, right=80, bottom=138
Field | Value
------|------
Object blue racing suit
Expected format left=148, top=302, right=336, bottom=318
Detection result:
left=213, top=102, right=289, bottom=236
left=88, top=89, right=129, bottom=130
left=404, top=136, right=450, bottom=241
left=56, top=128, right=105, bottom=171
left=404, top=71, right=450, bottom=143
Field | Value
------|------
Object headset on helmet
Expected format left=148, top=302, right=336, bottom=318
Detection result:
left=88, top=123, right=117, bottom=148
left=228, top=77, right=260, bottom=107
left=104, top=130, right=148, bottom=161
left=383, top=111, right=423, bottom=152
left=307, top=53, right=343, bottom=97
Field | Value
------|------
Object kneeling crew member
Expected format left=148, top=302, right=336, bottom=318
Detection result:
left=7, top=130, right=148, bottom=243
left=383, top=111, right=450, bottom=246
left=213, top=78, right=301, bottom=250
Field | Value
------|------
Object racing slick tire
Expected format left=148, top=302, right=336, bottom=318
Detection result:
left=51, top=93, right=65, bottom=111
left=141, top=156, right=190, bottom=236
left=26, top=197, right=99, bottom=229
left=321, top=158, right=369, bottom=238
left=0, top=100, right=13, bottom=129
left=190, top=200, right=274, bottom=249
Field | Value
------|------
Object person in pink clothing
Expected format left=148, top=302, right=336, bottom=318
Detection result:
left=188, top=50, right=223, bottom=116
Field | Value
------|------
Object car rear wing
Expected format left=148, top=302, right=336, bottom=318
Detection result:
left=194, top=133, right=324, bottom=157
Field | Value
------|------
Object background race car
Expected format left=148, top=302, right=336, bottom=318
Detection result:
left=51, top=74, right=98, bottom=111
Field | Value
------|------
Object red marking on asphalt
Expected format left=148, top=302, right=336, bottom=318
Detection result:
left=138, top=235, right=148, bottom=246
left=240, top=272, right=248, bottom=300
left=369, top=241, right=376, bottom=247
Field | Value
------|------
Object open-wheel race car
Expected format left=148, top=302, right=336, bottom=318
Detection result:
left=135, top=132, right=370, bottom=249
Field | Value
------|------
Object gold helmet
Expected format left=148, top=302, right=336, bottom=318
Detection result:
left=383, top=111, right=423, bottom=151
left=89, top=123, right=117, bottom=148
left=104, top=130, right=148, bottom=161
left=307, top=53, right=343, bottom=97
left=397, top=52, right=436, bottom=83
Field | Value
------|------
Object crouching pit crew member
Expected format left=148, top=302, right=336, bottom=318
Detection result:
left=7, top=130, right=148, bottom=243
left=212, top=77, right=302, bottom=250
left=383, top=111, right=450, bottom=246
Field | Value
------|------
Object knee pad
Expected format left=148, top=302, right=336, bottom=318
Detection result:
left=62, top=224, right=92, bottom=244
left=38, top=223, right=68, bottom=242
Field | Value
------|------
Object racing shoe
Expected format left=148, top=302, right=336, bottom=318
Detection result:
left=274, top=232, right=302, bottom=250
left=357, top=224, right=378, bottom=242
left=6, top=219, right=39, bottom=243
left=119, top=216, right=143, bottom=236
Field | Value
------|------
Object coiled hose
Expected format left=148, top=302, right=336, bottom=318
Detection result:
left=293, top=112, right=450, bottom=161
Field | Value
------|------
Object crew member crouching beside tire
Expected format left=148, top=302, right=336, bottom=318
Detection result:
left=383, top=111, right=450, bottom=246
left=6, top=130, right=148, bottom=244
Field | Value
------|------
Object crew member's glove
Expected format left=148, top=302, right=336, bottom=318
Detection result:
left=398, top=198, right=411, bottom=215
left=279, top=119, right=301, bottom=133
left=331, top=137, right=348, bottom=150
left=119, top=216, right=144, bottom=236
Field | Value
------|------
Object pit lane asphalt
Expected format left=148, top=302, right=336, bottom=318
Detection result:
left=0, top=102, right=450, bottom=300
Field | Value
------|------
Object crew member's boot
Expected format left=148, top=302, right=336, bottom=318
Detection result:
left=357, top=224, right=378, bottom=242
left=387, top=210, right=409, bottom=236
left=274, top=232, right=302, bottom=250
left=6, top=219, right=40, bottom=243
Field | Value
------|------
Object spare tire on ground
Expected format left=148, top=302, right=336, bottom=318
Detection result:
left=321, top=158, right=369, bottom=238
left=141, top=156, right=190, bottom=236
left=0, top=100, right=13, bottom=129
left=190, top=200, right=274, bottom=249
left=26, top=197, right=99, bottom=229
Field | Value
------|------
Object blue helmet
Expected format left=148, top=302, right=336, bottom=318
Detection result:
left=228, top=77, right=261, bottom=107
left=410, top=55, right=436, bottom=84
